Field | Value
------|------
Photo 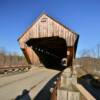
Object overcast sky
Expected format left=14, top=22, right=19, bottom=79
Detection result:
left=0, top=0, right=100, bottom=56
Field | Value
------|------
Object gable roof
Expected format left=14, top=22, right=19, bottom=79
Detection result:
left=18, top=13, right=79, bottom=41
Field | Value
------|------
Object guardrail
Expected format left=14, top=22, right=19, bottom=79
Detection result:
left=51, top=68, right=96, bottom=100
left=51, top=74, right=61, bottom=100
left=0, top=65, right=31, bottom=74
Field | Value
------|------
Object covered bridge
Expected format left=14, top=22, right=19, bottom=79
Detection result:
left=18, top=13, right=79, bottom=71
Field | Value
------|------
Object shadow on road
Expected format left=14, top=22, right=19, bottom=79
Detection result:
left=34, top=72, right=61, bottom=100
left=15, top=72, right=61, bottom=100
left=15, top=89, right=31, bottom=100
left=78, top=74, right=100, bottom=100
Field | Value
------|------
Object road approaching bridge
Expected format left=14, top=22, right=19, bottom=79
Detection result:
left=0, top=66, right=59, bottom=100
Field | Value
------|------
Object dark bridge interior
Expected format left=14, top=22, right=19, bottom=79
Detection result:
left=26, top=36, right=67, bottom=70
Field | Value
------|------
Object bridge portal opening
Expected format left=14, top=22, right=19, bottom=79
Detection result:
left=26, top=36, right=67, bottom=70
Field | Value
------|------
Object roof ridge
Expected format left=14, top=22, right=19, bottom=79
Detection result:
left=17, top=13, right=79, bottom=41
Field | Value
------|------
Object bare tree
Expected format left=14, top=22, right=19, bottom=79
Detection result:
left=0, top=47, right=28, bottom=67
left=0, top=47, right=7, bottom=66
left=97, top=44, right=100, bottom=58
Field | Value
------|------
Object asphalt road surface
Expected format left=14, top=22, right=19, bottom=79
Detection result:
left=0, top=66, right=59, bottom=100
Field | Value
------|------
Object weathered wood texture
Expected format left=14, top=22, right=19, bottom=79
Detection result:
left=22, top=47, right=40, bottom=64
left=18, top=14, right=79, bottom=66
left=19, top=14, right=77, bottom=48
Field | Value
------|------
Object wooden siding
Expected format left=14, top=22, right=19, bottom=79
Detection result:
left=67, top=47, right=74, bottom=66
left=18, top=14, right=79, bottom=68
left=19, top=14, right=77, bottom=49
left=22, top=47, right=40, bottom=65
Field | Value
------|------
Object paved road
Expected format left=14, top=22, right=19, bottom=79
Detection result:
left=0, top=66, right=59, bottom=100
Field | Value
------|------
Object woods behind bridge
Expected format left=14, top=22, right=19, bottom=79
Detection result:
left=0, top=48, right=28, bottom=67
